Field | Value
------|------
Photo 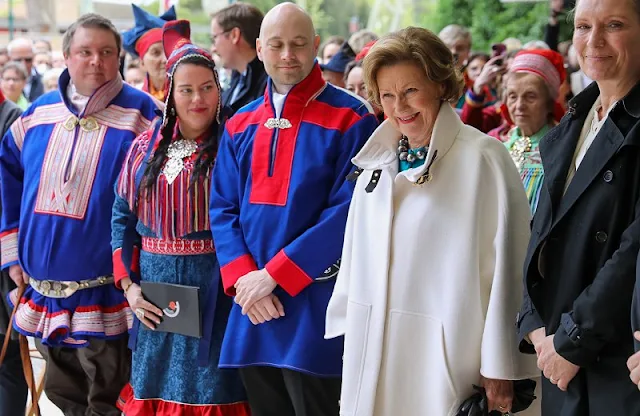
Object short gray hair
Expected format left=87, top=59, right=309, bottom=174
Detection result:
left=523, top=40, right=550, bottom=50
left=62, top=14, right=121, bottom=57
left=7, top=38, right=35, bottom=56
left=348, top=30, right=379, bottom=54
left=438, top=24, right=471, bottom=47
left=2, top=61, right=28, bottom=80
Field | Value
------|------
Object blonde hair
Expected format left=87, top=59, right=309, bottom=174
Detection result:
left=363, top=27, right=464, bottom=107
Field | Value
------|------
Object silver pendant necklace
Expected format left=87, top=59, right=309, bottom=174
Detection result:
left=162, top=139, right=198, bottom=185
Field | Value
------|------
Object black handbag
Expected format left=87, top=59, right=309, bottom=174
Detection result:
left=456, top=379, right=537, bottom=415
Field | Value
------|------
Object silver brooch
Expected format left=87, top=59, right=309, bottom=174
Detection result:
left=264, top=118, right=292, bottom=129
left=162, top=139, right=198, bottom=185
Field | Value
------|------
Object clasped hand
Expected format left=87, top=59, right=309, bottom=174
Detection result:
left=626, top=331, right=640, bottom=388
left=530, top=329, right=579, bottom=391
left=234, top=269, right=284, bottom=325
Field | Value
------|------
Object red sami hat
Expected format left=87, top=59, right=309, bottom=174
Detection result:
left=161, top=20, right=220, bottom=124
left=510, top=49, right=567, bottom=99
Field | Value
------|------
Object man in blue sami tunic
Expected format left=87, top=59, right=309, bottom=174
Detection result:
left=0, top=14, right=158, bottom=415
left=209, top=3, right=378, bottom=415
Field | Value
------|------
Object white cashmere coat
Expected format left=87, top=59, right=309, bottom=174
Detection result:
left=326, top=104, right=540, bottom=416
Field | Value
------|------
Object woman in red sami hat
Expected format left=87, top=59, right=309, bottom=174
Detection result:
left=122, top=4, right=176, bottom=102
left=502, top=49, right=566, bottom=213
left=112, top=20, right=249, bottom=416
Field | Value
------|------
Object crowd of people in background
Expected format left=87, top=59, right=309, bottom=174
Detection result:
left=0, top=0, right=584, bottom=129
left=0, top=38, right=65, bottom=110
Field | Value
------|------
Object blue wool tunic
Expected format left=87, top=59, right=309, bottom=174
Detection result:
left=210, top=64, right=379, bottom=376
left=0, top=70, right=158, bottom=346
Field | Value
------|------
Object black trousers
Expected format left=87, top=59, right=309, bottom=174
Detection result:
left=0, top=335, right=28, bottom=415
left=37, top=337, right=130, bottom=416
left=239, top=366, right=341, bottom=416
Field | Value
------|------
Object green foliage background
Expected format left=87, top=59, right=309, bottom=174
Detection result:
left=142, top=0, right=575, bottom=54
left=428, top=0, right=574, bottom=52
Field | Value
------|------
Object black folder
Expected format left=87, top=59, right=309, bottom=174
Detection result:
left=140, top=281, right=201, bottom=338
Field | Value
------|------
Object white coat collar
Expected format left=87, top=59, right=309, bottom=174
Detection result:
left=352, top=103, right=462, bottom=183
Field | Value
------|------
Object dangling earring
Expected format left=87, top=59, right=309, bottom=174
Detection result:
left=169, top=107, right=176, bottom=116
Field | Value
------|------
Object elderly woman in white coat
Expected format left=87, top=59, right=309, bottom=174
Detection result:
left=325, top=27, right=540, bottom=416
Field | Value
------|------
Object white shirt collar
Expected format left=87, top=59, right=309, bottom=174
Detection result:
left=66, top=81, right=90, bottom=114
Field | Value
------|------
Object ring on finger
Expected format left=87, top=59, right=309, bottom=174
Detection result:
left=550, top=377, right=557, bottom=383
left=498, top=405, right=507, bottom=410
left=135, top=308, right=145, bottom=320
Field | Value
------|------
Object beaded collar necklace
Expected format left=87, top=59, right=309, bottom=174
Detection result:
left=397, top=135, right=429, bottom=170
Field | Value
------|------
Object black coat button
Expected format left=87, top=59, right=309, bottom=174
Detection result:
left=595, top=231, right=608, bottom=243
left=603, top=170, right=614, bottom=182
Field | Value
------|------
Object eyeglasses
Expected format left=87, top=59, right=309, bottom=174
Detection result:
left=12, top=57, right=33, bottom=64
left=210, top=29, right=232, bottom=44
left=2, top=77, right=24, bottom=83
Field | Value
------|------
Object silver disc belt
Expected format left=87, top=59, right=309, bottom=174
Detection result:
left=29, top=276, right=114, bottom=298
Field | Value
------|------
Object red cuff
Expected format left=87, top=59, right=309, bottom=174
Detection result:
left=220, top=254, right=258, bottom=296
left=112, top=247, right=140, bottom=289
left=265, top=250, right=313, bottom=297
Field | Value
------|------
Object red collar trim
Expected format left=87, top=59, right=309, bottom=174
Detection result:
left=263, top=63, right=326, bottom=110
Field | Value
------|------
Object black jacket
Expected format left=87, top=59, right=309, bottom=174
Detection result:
left=517, top=81, right=640, bottom=415
left=26, top=70, right=44, bottom=102
left=221, top=56, right=268, bottom=117
left=0, top=100, right=24, bottom=338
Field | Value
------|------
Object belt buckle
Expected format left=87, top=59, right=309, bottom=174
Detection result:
left=30, top=279, right=79, bottom=298
left=63, top=281, right=80, bottom=298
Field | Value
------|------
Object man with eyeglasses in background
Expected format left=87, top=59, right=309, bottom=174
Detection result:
left=210, top=2, right=267, bottom=117
left=7, top=38, right=44, bottom=102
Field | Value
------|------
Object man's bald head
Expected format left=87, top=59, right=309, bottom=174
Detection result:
left=257, top=2, right=321, bottom=94
left=7, top=38, right=35, bottom=73
left=260, top=3, right=315, bottom=42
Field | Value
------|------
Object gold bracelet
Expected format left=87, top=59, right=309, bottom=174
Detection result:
left=122, top=281, right=133, bottom=294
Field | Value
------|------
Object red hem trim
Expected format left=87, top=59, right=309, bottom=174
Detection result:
left=220, top=254, right=258, bottom=296
left=0, top=228, right=18, bottom=238
left=119, top=383, right=250, bottom=416
left=265, top=250, right=312, bottom=297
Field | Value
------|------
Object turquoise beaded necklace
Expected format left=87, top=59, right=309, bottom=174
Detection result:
left=397, top=136, right=428, bottom=172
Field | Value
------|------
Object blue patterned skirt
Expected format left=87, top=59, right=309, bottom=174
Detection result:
left=129, top=249, right=246, bottom=406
